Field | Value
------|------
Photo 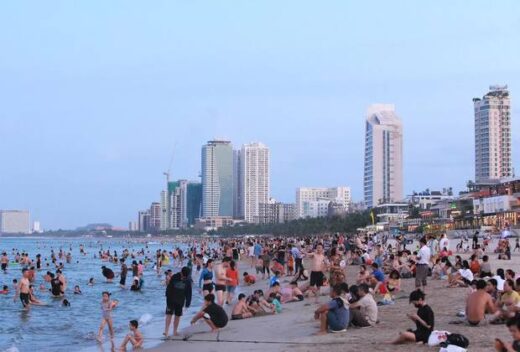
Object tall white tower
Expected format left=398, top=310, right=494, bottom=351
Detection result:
left=364, top=104, right=403, bottom=208
left=240, top=142, right=270, bottom=223
left=474, top=85, right=512, bottom=183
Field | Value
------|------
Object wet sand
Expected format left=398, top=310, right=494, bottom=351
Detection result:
left=149, top=239, right=518, bottom=352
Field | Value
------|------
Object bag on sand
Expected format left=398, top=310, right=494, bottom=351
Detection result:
left=439, top=345, right=467, bottom=352
left=428, top=330, right=450, bottom=346
left=440, top=333, right=469, bottom=348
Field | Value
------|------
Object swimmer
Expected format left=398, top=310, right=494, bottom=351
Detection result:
left=101, top=266, right=115, bottom=283
left=16, top=268, right=31, bottom=309
left=88, top=277, right=95, bottom=286
left=119, top=320, right=143, bottom=351
left=0, top=285, right=9, bottom=294
left=74, top=285, right=82, bottom=294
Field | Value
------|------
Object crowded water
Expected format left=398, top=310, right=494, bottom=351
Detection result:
left=0, top=237, right=206, bottom=352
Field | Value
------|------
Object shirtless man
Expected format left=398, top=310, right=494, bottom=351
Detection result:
left=214, top=257, right=231, bottom=306
left=466, top=279, right=496, bottom=325
left=307, top=243, right=327, bottom=303
left=17, top=268, right=31, bottom=309
left=1, top=252, right=8, bottom=273
left=231, top=293, right=254, bottom=320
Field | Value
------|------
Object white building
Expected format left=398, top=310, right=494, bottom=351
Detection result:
left=364, top=104, right=403, bottom=208
left=474, top=85, right=512, bottom=183
left=0, top=210, right=31, bottom=234
left=201, top=140, right=234, bottom=217
left=32, top=221, right=43, bottom=233
left=296, top=187, right=351, bottom=218
left=240, top=142, right=270, bottom=223
left=302, top=199, right=331, bottom=218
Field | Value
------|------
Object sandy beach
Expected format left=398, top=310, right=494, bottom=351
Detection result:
left=148, top=239, right=518, bottom=352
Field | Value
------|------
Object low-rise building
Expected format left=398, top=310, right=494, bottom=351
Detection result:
left=0, top=210, right=31, bottom=234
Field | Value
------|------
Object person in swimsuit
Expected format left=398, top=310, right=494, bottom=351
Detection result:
left=466, top=279, right=496, bottom=326
left=98, top=291, right=115, bottom=342
left=199, top=259, right=214, bottom=296
left=1, top=252, right=8, bottom=273
left=49, top=273, right=63, bottom=297
left=101, top=266, right=115, bottom=283
left=214, top=257, right=231, bottom=306
left=119, top=320, right=143, bottom=351
left=17, top=268, right=31, bottom=309
left=231, top=294, right=254, bottom=320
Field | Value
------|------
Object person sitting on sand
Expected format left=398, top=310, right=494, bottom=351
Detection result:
left=242, top=272, right=256, bottom=286
left=314, top=284, right=349, bottom=335
left=466, top=279, right=496, bottom=326
left=449, top=260, right=474, bottom=287
left=491, top=279, right=520, bottom=324
left=267, top=292, right=282, bottom=314
left=391, top=289, right=434, bottom=345
left=119, top=319, right=143, bottom=351
left=495, top=314, right=520, bottom=352
left=191, top=294, right=228, bottom=332
left=282, top=281, right=304, bottom=303
left=349, top=283, right=378, bottom=327
left=357, top=265, right=370, bottom=284
left=231, top=293, right=254, bottom=320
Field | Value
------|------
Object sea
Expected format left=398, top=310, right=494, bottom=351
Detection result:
left=0, top=237, right=205, bottom=352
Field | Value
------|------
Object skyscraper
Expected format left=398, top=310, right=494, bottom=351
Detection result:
left=186, top=182, right=202, bottom=226
left=240, top=142, right=270, bottom=223
left=474, top=85, right=512, bottom=183
left=233, top=149, right=243, bottom=219
left=364, top=104, right=403, bottom=208
left=201, top=140, right=233, bottom=217
left=149, top=202, right=161, bottom=232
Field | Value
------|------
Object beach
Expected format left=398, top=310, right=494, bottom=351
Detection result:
left=150, top=239, right=517, bottom=352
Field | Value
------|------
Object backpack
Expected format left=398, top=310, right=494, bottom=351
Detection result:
left=440, top=333, right=469, bottom=348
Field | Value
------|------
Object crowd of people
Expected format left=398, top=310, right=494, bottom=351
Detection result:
left=2, top=230, right=520, bottom=351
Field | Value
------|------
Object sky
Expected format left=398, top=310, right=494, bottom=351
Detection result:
left=1, top=1, right=519, bottom=230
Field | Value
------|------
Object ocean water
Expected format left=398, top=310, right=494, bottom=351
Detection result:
left=0, top=237, right=204, bottom=352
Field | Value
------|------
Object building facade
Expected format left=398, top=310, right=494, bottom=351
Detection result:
left=149, top=202, right=161, bottom=232
left=233, top=149, right=243, bottom=219
left=296, top=187, right=351, bottom=218
left=201, top=140, right=233, bottom=217
left=364, top=104, right=403, bottom=208
left=240, top=142, right=270, bottom=223
left=0, top=210, right=31, bottom=234
left=137, top=210, right=151, bottom=233
left=474, top=85, right=512, bottom=183
left=258, top=200, right=296, bottom=224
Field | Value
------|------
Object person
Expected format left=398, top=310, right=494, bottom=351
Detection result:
left=191, top=294, right=228, bottom=332
left=164, top=266, right=192, bottom=337
left=439, top=233, right=449, bottom=252
left=314, top=284, right=349, bottom=334
left=349, top=283, right=378, bottom=327
left=415, top=237, right=431, bottom=292
left=73, top=285, right=82, bottom=294
left=391, top=289, right=434, bottom=345
left=214, top=257, right=231, bottom=306
left=307, top=243, right=326, bottom=303
left=119, top=259, right=128, bottom=289
left=198, top=259, right=214, bottom=296
left=466, top=279, right=496, bottom=325
left=119, top=320, right=143, bottom=351
left=492, top=279, right=520, bottom=323
left=16, top=268, right=31, bottom=309
left=481, top=255, right=493, bottom=278
left=473, top=231, right=479, bottom=250
left=102, top=266, right=115, bottom=283
left=449, top=260, right=474, bottom=287
left=268, top=292, right=282, bottom=314
left=283, top=281, right=304, bottom=303
left=97, top=291, right=115, bottom=342
left=0, top=285, right=8, bottom=294
left=49, top=272, right=63, bottom=297
left=1, top=252, right=8, bottom=273
left=225, top=260, right=239, bottom=304
left=495, top=315, right=520, bottom=352
left=231, top=293, right=254, bottom=320
left=243, top=272, right=256, bottom=286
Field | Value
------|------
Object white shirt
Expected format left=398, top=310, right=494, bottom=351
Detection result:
left=458, top=268, right=474, bottom=281
left=492, top=275, right=505, bottom=291
left=248, top=246, right=254, bottom=256
left=439, top=238, right=449, bottom=251
left=417, top=245, right=431, bottom=265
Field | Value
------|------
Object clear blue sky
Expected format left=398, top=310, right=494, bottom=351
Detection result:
left=1, top=1, right=519, bottom=229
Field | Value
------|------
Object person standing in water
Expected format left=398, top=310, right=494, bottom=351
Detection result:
left=16, top=268, right=31, bottom=309
left=98, top=291, right=115, bottom=342
left=120, top=259, right=128, bottom=289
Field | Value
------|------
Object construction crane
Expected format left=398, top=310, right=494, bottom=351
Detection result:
left=163, top=143, right=176, bottom=187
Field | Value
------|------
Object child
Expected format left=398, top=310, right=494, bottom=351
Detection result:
left=391, top=289, right=434, bottom=345
left=243, top=272, right=256, bottom=286
left=231, top=293, right=254, bottom=320
left=268, top=292, right=282, bottom=314
left=119, top=320, right=143, bottom=351
left=0, top=285, right=8, bottom=294
left=269, top=271, right=281, bottom=288
left=97, top=291, right=115, bottom=342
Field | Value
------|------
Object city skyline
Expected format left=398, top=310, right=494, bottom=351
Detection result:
left=1, top=2, right=519, bottom=229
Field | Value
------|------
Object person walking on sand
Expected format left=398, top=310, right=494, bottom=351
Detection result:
left=415, top=237, right=431, bottom=293
left=164, top=267, right=192, bottom=338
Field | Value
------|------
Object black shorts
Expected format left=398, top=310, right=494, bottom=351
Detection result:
left=202, top=283, right=214, bottom=292
left=20, top=293, right=30, bottom=307
left=412, top=329, right=430, bottom=344
left=214, top=284, right=226, bottom=292
left=1, top=263, right=6, bottom=271
left=119, top=276, right=126, bottom=286
left=310, top=271, right=324, bottom=287
left=166, top=303, right=183, bottom=317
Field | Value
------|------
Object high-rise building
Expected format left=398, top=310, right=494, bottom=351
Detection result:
left=363, top=104, right=403, bottom=208
left=258, top=199, right=296, bottom=224
left=201, top=140, right=233, bottom=217
left=296, top=187, right=351, bottom=218
left=186, top=182, right=202, bottom=227
left=137, top=210, right=151, bottom=232
left=474, top=85, right=512, bottom=183
left=149, top=202, right=161, bottom=232
left=240, top=142, right=270, bottom=223
left=233, top=149, right=243, bottom=219
left=0, top=210, right=31, bottom=234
